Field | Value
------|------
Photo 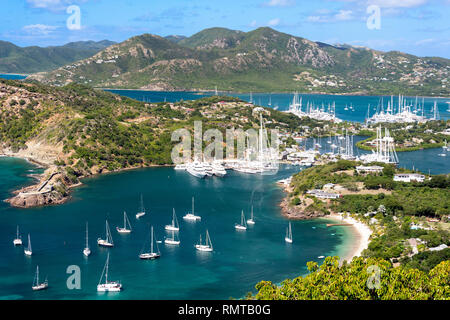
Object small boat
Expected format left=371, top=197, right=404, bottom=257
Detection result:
left=136, top=194, right=146, bottom=219
left=97, top=220, right=114, bottom=247
left=24, top=234, right=32, bottom=256
left=165, top=208, right=180, bottom=232
left=211, top=163, right=227, bottom=177
left=139, top=226, right=161, bottom=260
left=246, top=205, right=255, bottom=225
left=318, top=256, right=325, bottom=259
left=285, top=222, right=293, bottom=243
left=164, top=230, right=180, bottom=246
left=235, top=210, right=248, bottom=231
left=174, top=164, right=187, bottom=170
left=438, top=153, right=447, bottom=157
left=32, top=266, right=48, bottom=291
left=116, top=212, right=132, bottom=234
left=83, top=222, right=91, bottom=257
left=13, top=225, right=22, bottom=246
left=97, top=253, right=122, bottom=292
left=183, top=197, right=201, bottom=221
left=195, top=230, right=213, bottom=252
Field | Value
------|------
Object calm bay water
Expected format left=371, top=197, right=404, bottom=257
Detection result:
left=0, top=160, right=354, bottom=300
left=0, top=74, right=28, bottom=80
left=106, top=90, right=450, bottom=123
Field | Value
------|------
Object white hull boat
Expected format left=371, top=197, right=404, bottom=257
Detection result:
left=32, top=266, right=48, bottom=291
left=165, top=208, right=180, bottom=231
left=235, top=210, right=248, bottom=231
left=97, top=253, right=122, bottom=292
left=98, top=220, right=114, bottom=247
left=116, top=212, right=132, bottom=234
left=13, top=225, right=22, bottom=246
left=183, top=197, right=201, bottom=221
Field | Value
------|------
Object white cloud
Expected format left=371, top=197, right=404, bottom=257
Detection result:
left=23, top=24, right=58, bottom=35
left=334, top=10, right=353, bottom=20
left=26, top=0, right=89, bottom=11
left=366, top=0, right=427, bottom=8
left=415, top=38, right=435, bottom=45
left=27, top=0, right=61, bottom=8
left=263, top=0, right=295, bottom=7
left=267, top=18, right=281, bottom=26
left=307, top=9, right=355, bottom=23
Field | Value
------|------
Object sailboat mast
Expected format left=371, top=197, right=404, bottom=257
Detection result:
left=150, top=226, right=154, bottom=254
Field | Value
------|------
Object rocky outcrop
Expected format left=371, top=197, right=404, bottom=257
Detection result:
left=5, top=168, right=71, bottom=208
left=279, top=198, right=329, bottom=220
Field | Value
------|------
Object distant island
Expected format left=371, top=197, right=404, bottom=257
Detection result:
left=26, top=27, right=449, bottom=96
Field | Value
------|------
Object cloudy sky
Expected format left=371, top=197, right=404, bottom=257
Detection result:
left=1, top=0, right=449, bottom=58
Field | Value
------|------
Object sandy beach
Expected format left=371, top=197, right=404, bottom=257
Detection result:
left=325, top=213, right=373, bottom=262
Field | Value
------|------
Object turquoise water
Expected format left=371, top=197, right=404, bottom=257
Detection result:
left=304, top=136, right=450, bottom=175
left=106, top=90, right=450, bottom=123
left=0, top=159, right=353, bottom=300
left=0, top=74, right=28, bottom=80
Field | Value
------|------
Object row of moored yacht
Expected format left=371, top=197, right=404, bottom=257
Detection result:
left=175, top=161, right=227, bottom=178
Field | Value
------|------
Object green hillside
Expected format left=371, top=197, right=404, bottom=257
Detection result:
left=0, top=40, right=115, bottom=74
left=31, top=27, right=450, bottom=96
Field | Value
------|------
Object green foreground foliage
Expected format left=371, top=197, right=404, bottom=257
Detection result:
left=251, top=256, right=449, bottom=300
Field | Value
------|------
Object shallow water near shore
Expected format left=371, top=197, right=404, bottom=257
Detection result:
left=0, top=160, right=355, bottom=300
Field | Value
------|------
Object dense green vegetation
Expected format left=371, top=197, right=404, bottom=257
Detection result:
left=0, top=40, right=115, bottom=73
left=357, top=121, right=450, bottom=152
left=35, top=27, right=450, bottom=96
left=286, top=160, right=450, bottom=274
left=250, top=256, right=449, bottom=300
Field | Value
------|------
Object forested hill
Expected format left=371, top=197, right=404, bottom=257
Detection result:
left=0, top=40, right=115, bottom=74
left=31, top=27, right=450, bottom=96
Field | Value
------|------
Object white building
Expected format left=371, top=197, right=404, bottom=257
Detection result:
left=307, top=189, right=342, bottom=199
left=394, top=173, right=425, bottom=183
left=356, top=165, right=384, bottom=174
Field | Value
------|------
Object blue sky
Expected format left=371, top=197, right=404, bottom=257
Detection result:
left=1, top=0, right=449, bottom=58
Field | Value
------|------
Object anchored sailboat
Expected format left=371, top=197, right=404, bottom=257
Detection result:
left=235, top=210, right=248, bottom=231
left=140, top=226, right=161, bottom=260
left=116, top=212, right=132, bottom=234
left=247, top=205, right=255, bottom=225
left=97, top=220, right=114, bottom=247
left=164, top=230, right=180, bottom=246
left=97, top=253, right=122, bottom=292
left=195, top=230, right=213, bottom=252
left=165, top=208, right=180, bottom=232
left=24, top=234, right=32, bottom=256
left=285, top=222, right=293, bottom=243
left=32, top=266, right=48, bottom=291
left=183, top=197, right=201, bottom=221
left=83, top=222, right=91, bottom=257
left=13, top=225, right=22, bottom=246
left=136, top=194, right=146, bottom=219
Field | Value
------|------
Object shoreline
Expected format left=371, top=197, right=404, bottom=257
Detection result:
left=321, top=213, right=373, bottom=262
left=98, top=87, right=450, bottom=99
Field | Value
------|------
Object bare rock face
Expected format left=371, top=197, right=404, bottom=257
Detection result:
left=7, top=190, right=66, bottom=208
left=280, top=198, right=328, bottom=220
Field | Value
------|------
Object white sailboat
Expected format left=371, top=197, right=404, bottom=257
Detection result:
left=195, top=230, right=213, bottom=252
left=97, top=253, right=122, bottom=292
left=13, top=225, right=22, bottom=246
left=164, top=230, right=180, bottom=246
left=235, top=210, right=248, bottom=231
left=83, top=222, right=91, bottom=257
left=136, top=194, right=146, bottom=219
left=165, top=208, right=180, bottom=231
left=285, top=222, right=293, bottom=243
left=183, top=197, right=201, bottom=221
left=24, top=234, right=32, bottom=256
left=116, top=212, right=132, bottom=234
left=139, top=226, right=161, bottom=260
left=246, top=205, right=255, bottom=225
left=32, top=266, right=48, bottom=291
left=97, top=220, right=114, bottom=247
